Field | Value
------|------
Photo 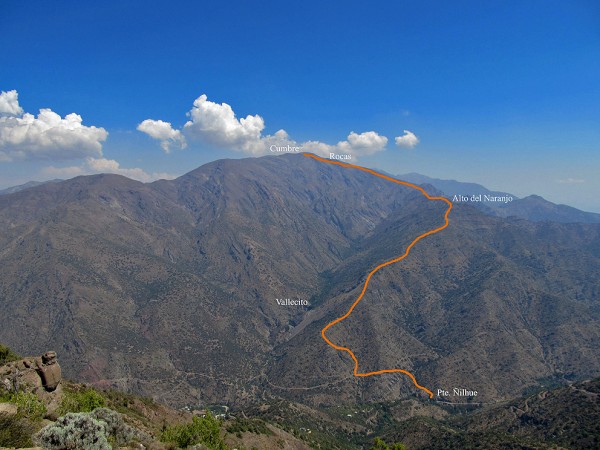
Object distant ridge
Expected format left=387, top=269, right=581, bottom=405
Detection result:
left=4, top=171, right=599, bottom=223
left=399, top=172, right=600, bottom=224
left=0, top=179, right=63, bottom=196
left=399, top=172, right=515, bottom=200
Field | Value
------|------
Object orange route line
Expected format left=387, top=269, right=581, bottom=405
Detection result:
left=303, top=152, right=453, bottom=399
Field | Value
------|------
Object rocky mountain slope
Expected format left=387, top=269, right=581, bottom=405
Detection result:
left=0, top=153, right=599, bottom=411
left=377, top=377, right=600, bottom=449
left=2, top=346, right=598, bottom=449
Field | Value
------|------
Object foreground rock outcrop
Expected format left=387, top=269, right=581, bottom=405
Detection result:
left=0, top=351, right=62, bottom=418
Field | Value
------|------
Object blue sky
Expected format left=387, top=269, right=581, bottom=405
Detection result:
left=1, top=0, right=600, bottom=211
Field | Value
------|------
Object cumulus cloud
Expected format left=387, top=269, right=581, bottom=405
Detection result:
left=339, top=131, right=388, bottom=154
left=137, top=119, right=186, bottom=153
left=0, top=90, right=24, bottom=116
left=86, top=157, right=160, bottom=181
left=42, top=158, right=177, bottom=183
left=138, top=93, right=392, bottom=158
left=0, top=90, right=108, bottom=161
left=303, top=131, right=388, bottom=157
left=2, top=89, right=176, bottom=183
left=139, top=94, right=294, bottom=155
left=395, top=130, right=419, bottom=148
left=182, top=94, right=267, bottom=153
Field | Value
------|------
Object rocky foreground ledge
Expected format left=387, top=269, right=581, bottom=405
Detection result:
left=0, top=351, right=62, bottom=419
left=1, top=348, right=309, bottom=450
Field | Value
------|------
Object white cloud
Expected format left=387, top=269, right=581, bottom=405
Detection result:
left=303, top=131, right=388, bottom=157
left=182, top=94, right=281, bottom=155
left=339, top=131, right=388, bottom=154
left=137, top=119, right=186, bottom=153
left=3, top=89, right=177, bottom=183
left=395, top=130, right=419, bottom=148
left=0, top=90, right=24, bottom=116
left=139, top=93, right=394, bottom=158
left=42, top=158, right=177, bottom=183
left=0, top=90, right=108, bottom=161
left=86, top=157, right=158, bottom=181
left=139, top=93, right=295, bottom=155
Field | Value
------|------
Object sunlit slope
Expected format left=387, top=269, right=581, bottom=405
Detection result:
left=0, top=153, right=599, bottom=408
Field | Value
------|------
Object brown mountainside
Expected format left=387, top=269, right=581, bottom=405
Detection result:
left=0, top=153, right=599, bottom=410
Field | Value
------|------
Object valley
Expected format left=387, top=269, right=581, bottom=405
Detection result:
left=0, top=154, right=599, bottom=412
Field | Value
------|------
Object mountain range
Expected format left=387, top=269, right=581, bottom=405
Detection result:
left=0, top=179, right=62, bottom=196
left=0, top=153, right=599, bottom=413
left=399, top=172, right=600, bottom=223
left=5, top=172, right=600, bottom=224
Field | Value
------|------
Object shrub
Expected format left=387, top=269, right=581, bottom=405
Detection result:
left=36, top=407, right=152, bottom=449
left=161, top=413, right=227, bottom=450
left=11, top=391, right=47, bottom=421
left=370, top=437, right=406, bottom=450
left=90, top=407, right=151, bottom=446
left=0, top=414, right=35, bottom=448
left=59, top=387, right=106, bottom=414
left=35, top=412, right=111, bottom=450
left=225, top=418, right=272, bottom=436
left=0, top=343, right=20, bottom=365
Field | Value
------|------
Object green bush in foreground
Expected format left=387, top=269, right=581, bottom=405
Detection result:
left=91, top=407, right=151, bottom=447
left=36, top=412, right=111, bottom=450
left=36, top=407, right=151, bottom=449
left=11, top=391, right=47, bottom=421
left=59, top=387, right=106, bottom=414
left=161, top=412, right=227, bottom=450
left=0, top=414, right=35, bottom=448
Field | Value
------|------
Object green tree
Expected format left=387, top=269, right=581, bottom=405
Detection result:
left=161, top=412, right=228, bottom=449
left=370, top=437, right=390, bottom=449
left=370, top=437, right=406, bottom=450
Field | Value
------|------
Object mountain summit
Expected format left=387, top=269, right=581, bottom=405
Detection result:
left=1, top=154, right=599, bottom=409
